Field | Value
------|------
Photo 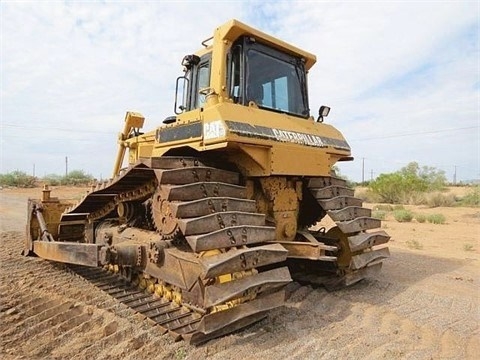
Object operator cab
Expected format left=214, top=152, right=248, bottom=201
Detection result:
left=175, top=34, right=310, bottom=119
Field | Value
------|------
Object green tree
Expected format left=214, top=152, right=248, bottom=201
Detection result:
left=369, top=162, right=447, bottom=204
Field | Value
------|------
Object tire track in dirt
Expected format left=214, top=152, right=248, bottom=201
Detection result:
left=1, top=225, right=479, bottom=359
left=0, top=231, right=171, bottom=359
left=191, top=273, right=479, bottom=360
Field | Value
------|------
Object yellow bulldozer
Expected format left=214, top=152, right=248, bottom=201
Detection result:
left=26, top=19, right=390, bottom=344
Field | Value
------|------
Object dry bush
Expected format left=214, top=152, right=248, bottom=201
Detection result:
left=374, top=204, right=394, bottom=211
left=393, top=209, right=413, bottom=222
left=372, top=210, right=387, bottom=220
left=414, top=213, right=427, bottom=223
left=463, top=244, right=474, bottom=252
left=424, top=192, right=457, bottom=207
left=406, top=239, right=423, bottom=250
left=399, top=191, right=426, bottom=205
left=355, top=188, right=380, bottom=203
left=426, top=213, right=446, bottom=224
left=459, top=187, right=480, bottom=207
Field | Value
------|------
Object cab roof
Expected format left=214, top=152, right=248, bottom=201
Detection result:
left=214, top=19, right=317, bottom=70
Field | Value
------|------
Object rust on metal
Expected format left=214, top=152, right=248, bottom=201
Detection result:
left=186, top=225, right=276, bottom=252
left=336, top=217, right=381, bottom=234
left=155, top=167, right=239, bottom=185
left=347, top=231, right=390, bottom=252
left=171, top=197, right=256, bottom=218
left=317, top=196, right=363, bottom=210
left=178, top=211, right=265, bottom=235
left=33, top=241, right=101, bottom=267
left=162, top=182, right=247, bottom=201
left=200, top=244, right=288, bottom=278
left=327, top=206, right=371, bottom=222
left=311, top=185, right=354, bottom=199
left=276, top=241, right=337, bottom=261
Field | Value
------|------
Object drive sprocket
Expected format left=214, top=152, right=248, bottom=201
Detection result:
left=150, top=187, right=180, bottom=239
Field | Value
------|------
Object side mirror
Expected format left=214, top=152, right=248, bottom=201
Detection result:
left=317, top=105, right=331, bottom=123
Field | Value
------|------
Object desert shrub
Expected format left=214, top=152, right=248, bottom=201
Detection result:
left=459, top=187, right=480, bottom=207
left=0, top=171, right=36, bottom=188
left=369, top=162, right=447, bottom=204
left=426, top=213, right=446, bottom=224
left=425, top=192, right=456, bottom=207
left=374, top=204, right=393, bottom=211
left=62, top=170, right=94, bottom=186
left=399, top=191, right=426, bottom=205
left=414, top=213, right=426, bottom=223
left=355, top=188, right=380, bottom=203
left=463, top=244, right=474, bottom=252
left=393, top=209, right=413, bottom=222
left=42, top=174, right=63, bottom=186
left=372, top=210, right=387, bottom=220
left=406, top=239, right=423, bottom=250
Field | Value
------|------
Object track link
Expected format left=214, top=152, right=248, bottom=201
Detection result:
left=69, top=265, right=202, bottom=338
left=305, top=176, right=390, bottom=288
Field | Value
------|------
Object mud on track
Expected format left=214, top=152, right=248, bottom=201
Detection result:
left=0, top=186, right=479, bottom=359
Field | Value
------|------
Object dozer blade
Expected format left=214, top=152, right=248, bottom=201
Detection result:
left=162, top=183, right=247, bottom=201
left=178, top=211, right=266, bottom=235
left=186, top=290, right=285, bottom=344
left=328, top=206, right=371, bottom=222
left=311, top=186, right=354, bottom=199
left=186, top=225, right=276, bottom=252
left=317, top=196, right=363, bottom=210
left=33, top=241, right=101, bottom=267
left=348, top=230, right=391, bottom=252
left=155, top=167, right=239, bottom=185
left=204, top=267, right=291, bottom=308
left=350, top=247, right=390, bottom=270
left=337, top=217, right=381, bottom=233
left=200, top=244, right=288, bottom=279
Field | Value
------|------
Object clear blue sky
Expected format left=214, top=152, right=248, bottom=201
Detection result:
left=1, top=1, right=478, bottom=182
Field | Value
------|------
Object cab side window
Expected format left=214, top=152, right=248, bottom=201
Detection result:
left=190, top=54, right=211, bottom=110
left=228, top=44, right=243, bottom=104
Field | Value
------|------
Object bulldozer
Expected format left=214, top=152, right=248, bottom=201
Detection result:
left=25, top=19, right=390, bottom=344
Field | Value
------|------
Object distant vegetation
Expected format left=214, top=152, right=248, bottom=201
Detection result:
left=459, top=186, right=480, bottom=206
left=0, top=170, right=94, bottom=187
left=0, top=171, right=36, bottom=188
left=368, top=162, right=446, bottom=204
left=355, top=162, right=479, bottom=207
left=43, top=170, right=94, bottom=186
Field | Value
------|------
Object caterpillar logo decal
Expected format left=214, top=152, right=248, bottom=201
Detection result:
left=224, top=120, right=350, bottom=151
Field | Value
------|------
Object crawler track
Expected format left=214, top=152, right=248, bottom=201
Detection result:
left=54, top=156, right=291, bottom=344
left=68, top=265, right=203, bottom=339
left=302, top=176, right=391, bottom=288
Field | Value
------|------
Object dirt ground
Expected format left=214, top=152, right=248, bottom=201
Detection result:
left=0, top=186, right=478, bottom=359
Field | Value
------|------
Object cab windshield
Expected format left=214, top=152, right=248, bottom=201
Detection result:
left=229, top=38, right=309, bottom=118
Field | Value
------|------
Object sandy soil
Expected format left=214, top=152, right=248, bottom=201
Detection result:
left=1, top=186, right=479, bottom=359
